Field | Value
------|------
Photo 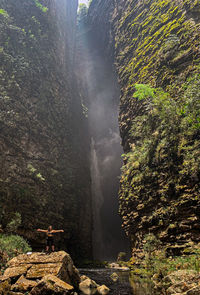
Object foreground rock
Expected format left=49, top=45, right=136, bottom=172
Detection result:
left=110, top=272, right=119, bottom=282
left=30, top=274, right=74, bottom=295
left=97, top=285, right=110, bottom=295
left=79, top=275, right=110, bottom=295
left=0, top=251, right=80, bottom=294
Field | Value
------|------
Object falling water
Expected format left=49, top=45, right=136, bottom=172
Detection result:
left=76, top=10, right=130, bottom=261
left=91, top=138, right=104, bottom=259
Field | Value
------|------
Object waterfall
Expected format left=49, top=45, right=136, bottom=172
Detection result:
left=91, top=138, right=104, bottom=259
left=76, top=14, right=130, bottom=261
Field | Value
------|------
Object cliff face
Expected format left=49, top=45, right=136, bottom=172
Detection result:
left=88, top=0, right=200, bottom=256
left=0, top=0, right=92, bottom=260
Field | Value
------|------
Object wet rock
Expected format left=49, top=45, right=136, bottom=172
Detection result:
left=79, top=276, right=110, bottom=295
left=107, top=263, right=120, bottom=268
left=110, top=272, right=119, bottom=282
left=107, top=263, right=129, bottom=271
left=80, top=275, right=89, bottom=282
left=97, top=284, right=110, bottom=295
left=30, top=274, right=74, bottom=295
left=79, top=277, right=99, bottom=294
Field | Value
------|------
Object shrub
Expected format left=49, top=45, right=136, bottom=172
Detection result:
left=0, top=234, right=31, bottom=267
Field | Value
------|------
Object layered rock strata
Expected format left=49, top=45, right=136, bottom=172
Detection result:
left=88, top=0, right=200, bottom=256
left=0, top=251, right=80, bottom=294
left=0, top=0, right=92, bottom=259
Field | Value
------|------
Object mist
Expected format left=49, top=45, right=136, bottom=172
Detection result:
left=76, top=25, right=130, bottom=260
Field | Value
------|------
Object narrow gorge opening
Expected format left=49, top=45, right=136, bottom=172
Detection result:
left=76, top=2, right=129, bottom=260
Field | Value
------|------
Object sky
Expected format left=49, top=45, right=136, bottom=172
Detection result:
left=78, top=0, right=89, bottom=6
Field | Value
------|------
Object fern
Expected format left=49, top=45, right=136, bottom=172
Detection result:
left=133, top=84, right=155, bottom=100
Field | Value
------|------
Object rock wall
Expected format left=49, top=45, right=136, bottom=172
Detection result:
left=0, top=0, right=92, bottom=260
left=88, top=0, right=200, bottom=256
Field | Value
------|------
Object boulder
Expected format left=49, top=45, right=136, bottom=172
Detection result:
left=80, top=275, right=89, bottom=282
left=97, top=285, right=110, bottom=295
left=26, top=263, right=64, bottom=279
left=0, top=251, right=80, bottom=294
left=79, top=277, right=110, bottom=295
left=107, top=263, right=120, bottom=268
left=2, top=251, right=80, bottom=288
left=79, top=278, right=99, bottom=295
left=30, top=274, right=74, bottom=295
left=110, top=272, right=119, bottom=282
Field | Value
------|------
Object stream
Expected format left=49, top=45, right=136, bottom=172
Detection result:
left=79, top=268, right=149, bottom=295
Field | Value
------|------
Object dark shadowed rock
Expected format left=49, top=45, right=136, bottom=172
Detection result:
left=11, top=275, right=37, bottom=292
left=97, top=285, right=110, bottom=295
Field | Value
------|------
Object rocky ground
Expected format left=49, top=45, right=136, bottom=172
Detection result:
left=0, top=251, right=110, bottom=295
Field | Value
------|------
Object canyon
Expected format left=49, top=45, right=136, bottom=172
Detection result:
left=0, top=0, right=200, bottom=267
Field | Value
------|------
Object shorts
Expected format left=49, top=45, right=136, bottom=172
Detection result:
left=46, top=237, right=54, bottom=247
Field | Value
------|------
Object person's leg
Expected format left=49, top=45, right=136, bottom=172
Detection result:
left=52, top=244, right=55, bottom=252
left=46, top=238, right=50, bottom=252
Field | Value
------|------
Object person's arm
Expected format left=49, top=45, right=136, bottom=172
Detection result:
left=52, top=229, right=64, bottom=233
left=37, top=229, right=47, bottom=233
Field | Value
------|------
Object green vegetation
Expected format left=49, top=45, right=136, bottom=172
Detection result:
left=0, top=9, right=8, bottom=17
left=119, top=76, right=200, bottom=236
left=34, top=0, right=48, bottom=13
left=115, top=0, right=200, bottom=89
left=27, top=164, right=45, bottom=181
left=0, top=0, right=93, bottom=261
left=0, top=234, right=31, bottom=266
left=133, top=84, right=155, bottom=100
left=0, top=212, right=31, bottom=269
left=128, top=234, right=200, bottom=294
